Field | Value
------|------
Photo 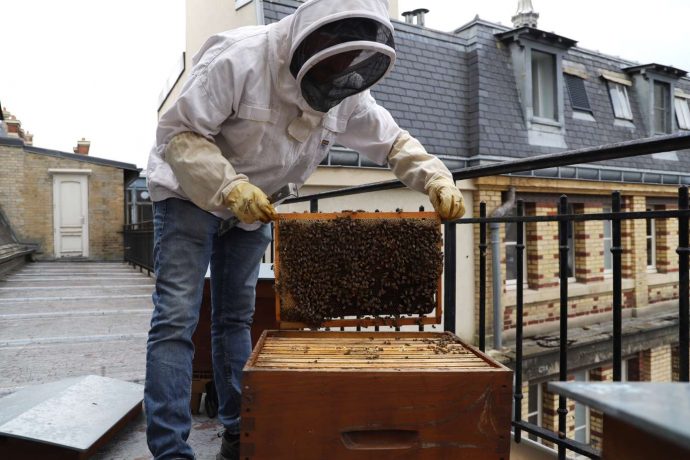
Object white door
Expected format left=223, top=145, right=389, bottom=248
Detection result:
left=53, top=174, right=89, bottom=258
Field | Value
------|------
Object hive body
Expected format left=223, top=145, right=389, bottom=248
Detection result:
left=241, top=331, right=513, bottom=460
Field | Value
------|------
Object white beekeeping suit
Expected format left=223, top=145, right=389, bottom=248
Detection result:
left=146, top=0, right=464, bottom=225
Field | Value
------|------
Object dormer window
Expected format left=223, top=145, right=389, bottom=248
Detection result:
left=623, top=63, right=688, bottom=137
left=676, top=94, right=690, bottom=130
left=608, top=82, right=633, bottom=120
left=497, top=27, right=577, bottom=148
left=532, top=50, right=557, bottom=120
left=653, top=81, right=672, bottom=134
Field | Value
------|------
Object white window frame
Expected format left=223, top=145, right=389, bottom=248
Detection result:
left=527, top=381, right=543, bottom=443
left=608, top=82, right=633, bottom=120
left=675, top=96, right=690, bottom=130
left=566, top=204, right=576, bottom=281
left=654, top=81, right=672, bottom=135
left=603, top=206, right=613, bottom=276
left=646, top=208, right=657, bottom=272
left=572, top=370, right=590, bottom=444
left=505, top=208, right=528, bottom=289
left=531, top=50, right=558, bottom=122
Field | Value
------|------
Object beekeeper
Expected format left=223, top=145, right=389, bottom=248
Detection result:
left=144, top=0, right=465, bottom=459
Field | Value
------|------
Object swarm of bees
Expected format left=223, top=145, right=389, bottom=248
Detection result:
left=276, top=215, right=443, bottom=327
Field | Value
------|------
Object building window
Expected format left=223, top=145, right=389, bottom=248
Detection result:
left=565, top=74, right=592, bottom=113
left=653, top=81, right=672, bottom=134
left=532, top=50, right=558, bottom=121
left=675, top=97, right=690, bottom=130
left=505, top=207, right=528, bottom=287
left=646, top=208, right=656, bottom=271
left=603, top=207, right=612, bottom=275
left=527, top=382, right=542, bottom=442
left=622, top=356, right=641, bottom=382
left=607, top=82, right=633, bottom=120
left=572, top=370, right=589, bottom=443
left=566, top=204, right=576, bottom=279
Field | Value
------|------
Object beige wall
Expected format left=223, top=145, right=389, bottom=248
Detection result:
left=161, top=0, right=402, bottom=114
left=0, top=144, right=126, bottom=261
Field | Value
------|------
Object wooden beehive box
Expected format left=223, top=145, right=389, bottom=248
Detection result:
left=241, top=330, right=512, bottom=459
left=274, top=211, right=443, bottom=329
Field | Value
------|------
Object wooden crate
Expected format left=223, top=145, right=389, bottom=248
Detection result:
left=241, top=330, right=512, bottom=459
left=274, top=211, right=443, bottom=329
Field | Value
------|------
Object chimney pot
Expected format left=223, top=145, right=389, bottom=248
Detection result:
left=74, top=138, right=91, bottom=155
left=402, top=10, right=415, bottom=24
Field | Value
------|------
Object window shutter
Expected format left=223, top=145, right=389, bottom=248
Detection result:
left=565, top=74, right=592, bottom=113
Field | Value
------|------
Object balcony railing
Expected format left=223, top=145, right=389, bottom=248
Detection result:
left=123, top=132, right=690, bottom=459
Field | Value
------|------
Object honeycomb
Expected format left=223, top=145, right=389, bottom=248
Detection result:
left=275, top=215, right=443, bottom=327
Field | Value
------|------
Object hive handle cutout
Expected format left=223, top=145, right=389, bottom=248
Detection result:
left=340, top=429, right=419, bottom=450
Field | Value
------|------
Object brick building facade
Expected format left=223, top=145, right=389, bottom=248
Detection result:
left=0, top=112, right=139, bottom=261
left=160, top=0, right=689, bottom=452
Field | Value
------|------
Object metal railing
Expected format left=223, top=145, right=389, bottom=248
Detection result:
left=123, top=132, right=690, bottom=458
left=123, top=221, right=154, bottom=275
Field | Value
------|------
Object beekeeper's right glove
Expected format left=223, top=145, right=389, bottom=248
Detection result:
left=223, top=182, right=277, bottom=224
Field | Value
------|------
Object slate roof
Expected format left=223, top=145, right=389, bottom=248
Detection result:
left=263, top=0, right=690, bottom=181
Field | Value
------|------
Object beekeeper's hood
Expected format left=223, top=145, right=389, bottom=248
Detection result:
left=280, top=0, right=396, bottom=113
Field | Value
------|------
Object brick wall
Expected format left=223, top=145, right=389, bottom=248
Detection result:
left=588, top=366, right=612, bottom=451
left=0, top=144, right=126, bottom=260
left=656, top=204, right=679, bottom=274
left=575, top=203, right=605, bottom=283
left=622, top=196, right=649, bottom=309
left=640, top=344, right=672, bottom=382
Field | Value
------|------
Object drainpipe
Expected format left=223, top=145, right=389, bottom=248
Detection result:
left=491, top=187, right=517, bottom=350
left=255, top=0, right=265, bottom=25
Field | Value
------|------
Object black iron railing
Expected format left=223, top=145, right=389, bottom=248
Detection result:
left=123, top=221, right=154, bottom=275
left=124, top=132, right=690, bottom=458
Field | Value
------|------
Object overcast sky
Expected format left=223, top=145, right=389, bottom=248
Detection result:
left=2, top=0, right=689, bottom=169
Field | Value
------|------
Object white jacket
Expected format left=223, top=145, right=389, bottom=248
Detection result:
left=146, top=0, right=452, bottom=224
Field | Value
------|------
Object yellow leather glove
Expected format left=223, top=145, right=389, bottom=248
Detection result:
left=427, top=177, right=465, bottom=221
left=224, top=182, right=277, bottom=224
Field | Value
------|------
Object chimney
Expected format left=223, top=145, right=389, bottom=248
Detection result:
left=5, top=115, right=22, bottom=138
left=401, top=8, right=429, bottom=26
left=512, top=0, right=539, bottom=29
left=73, top=138, right=91, bottom=155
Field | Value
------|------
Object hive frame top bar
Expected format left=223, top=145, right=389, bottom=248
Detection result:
left=245, top=330, right=511, bottom=372
left=273, top=211, right=443, bottom=329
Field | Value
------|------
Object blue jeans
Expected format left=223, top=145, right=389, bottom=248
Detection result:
left=144, top=198, right=271, bottom=460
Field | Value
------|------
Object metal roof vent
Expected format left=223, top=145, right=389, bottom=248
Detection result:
left=512, top=0, right=539, bottom=29
left=402, top=8, right=430, bottom=27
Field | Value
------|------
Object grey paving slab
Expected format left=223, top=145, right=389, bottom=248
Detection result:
left=0, top=262, right=153, bottom=397
left=0, top=312, right=151, bottom=341
left=0, top=298, right=152, bottom=315
left=0, top=336, right=147, bottom=395
left=0, top=262, right=226, bottom=457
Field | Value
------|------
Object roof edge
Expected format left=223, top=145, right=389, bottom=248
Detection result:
left=0, top=137, right=139, bottom=172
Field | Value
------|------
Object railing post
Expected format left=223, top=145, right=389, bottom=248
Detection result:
left=678, top=187, right=689, bottom=382
left=612, top=191, right=623, bottom=381
left=558, top=195, right=569, bottom=460
left=444, top=222, right=457, bottom=334
left=514, top=200, right=525, bottom=443
left=420, top=205, right=426, bottom=331
left=479, top=202, right=487, bottom=352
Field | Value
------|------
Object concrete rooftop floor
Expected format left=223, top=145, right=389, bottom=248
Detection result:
left=0, top=261, right=223, bottom=459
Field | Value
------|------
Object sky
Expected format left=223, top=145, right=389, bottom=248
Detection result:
left=2, top=0, right=690, bottom=169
